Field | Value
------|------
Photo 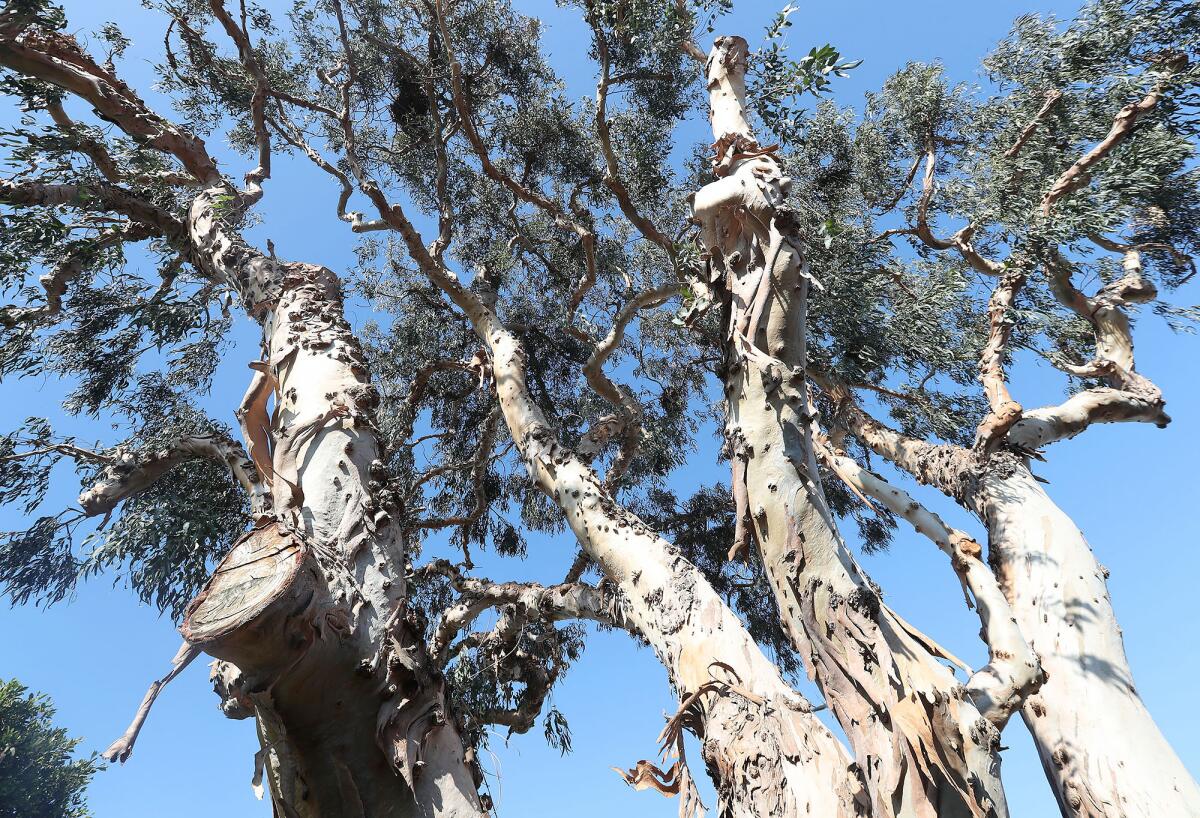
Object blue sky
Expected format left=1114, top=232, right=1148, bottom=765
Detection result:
left=2, top=1, right=1197, bottom=816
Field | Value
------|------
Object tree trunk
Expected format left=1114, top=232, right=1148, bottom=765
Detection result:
left=420, top=267, right=869, bottom=817
left=981, top=461, right=1200, bottom=818
left=840, top=402, right=1200, bottom=817
left=697, top=35, right=1011, bottom=818
left=0, top=24, right=490, bottom=815
left=181, top=188, right=485, bottom=818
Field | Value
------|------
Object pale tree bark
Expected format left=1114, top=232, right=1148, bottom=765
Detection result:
left=995, top=243, right=1196, bottom=817
left=982, top=462, right=1200, bottom=818
left=0, top=16, right=486, bottom=817
left=394, top=11, right=872, bottom=813
left=840, top=55, right=1200, bottom=807
left=816, top=441, right=1043, bottom=727
left=695, top=35, right=1025, bottom=818
left=375, top=188, right=870, bottom=818
left=834, top=388, right=1200, bottom=818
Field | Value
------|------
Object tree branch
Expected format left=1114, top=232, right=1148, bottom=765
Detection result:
left=894, top=143, right=1007, bottom=276
left=1004, top=89, right=1062, bottom=160
left=77, top=433, right=264, bottom=518
left=1008, top=246, right=1168, bottom=449
left=975, top=269, right=1026, bottom=450
left=208, top=0, right=271, bottom=201
left=581, top=284, right=679, bottom=488
left=0, top=223, right=153, bottom=329
left=422, top=559, right=627, bottom=666
left=0, top=178, right=188, bottom=243
left=0, top=19, right=221, bottom=184
left=433, top=0, right=599, bottom=317
left=1042, top=57, right=1187, bottom=216
left=589, top=17, right=675, bottom=255
left=815, top=369, right=976, bottom=502
left=817, top=441, right=1043, bottom=729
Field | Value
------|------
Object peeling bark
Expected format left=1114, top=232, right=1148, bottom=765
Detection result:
left=818, top=444, right=1043, bottom=730
left=182, top=192, right=485, bottom=818
left=697, top=35, right=1013, bottom=818
left=0, top=21, right=487, bottom=816
left=837, top=394, right=1200, bottom=817
left=430, top=268, right=868, bottom=818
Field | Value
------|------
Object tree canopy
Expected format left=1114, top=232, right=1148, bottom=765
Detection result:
left=0, top=0, right=1196, bottom=815
left=0, top=679, right=100, bottom=818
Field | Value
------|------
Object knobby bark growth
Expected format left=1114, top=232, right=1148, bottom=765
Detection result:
left=0, top=10, right=485, bottom=816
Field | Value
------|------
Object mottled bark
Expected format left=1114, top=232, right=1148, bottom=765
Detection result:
left=838, top=395, right=1200, bottom=817
left=698, top=35, right=1014, bottom=818
left=818, top=445, right=1043, bottom=729
left=979, top=461, right=1200, bottom=817
left=180, top=188, right=485, bottom=818
left=404, top=240, right=868, bottom=818
left=0, top=20, right=485, bottom=817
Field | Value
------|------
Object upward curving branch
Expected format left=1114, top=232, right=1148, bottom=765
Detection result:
left=1041, top=55, right=1188, bottom=216
left=581, top=283, right=679, bottom=488
left=589, top=15, right=675, bottom=255
left=432, top=0, right=598, bottom=316
left=1008, top=246, right=1169, bottom=450
left=817, top=440, right=1043, bottom=729
left=0, top=13, right=220, bottom=184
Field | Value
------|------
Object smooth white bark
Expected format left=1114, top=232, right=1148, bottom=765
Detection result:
left=983, top=464, right=1200, bottom=818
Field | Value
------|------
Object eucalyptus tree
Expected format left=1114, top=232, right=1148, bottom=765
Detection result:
left=756, top=2, right=1200, bottom=816
left=0, top=1, right=1196, bottom=818
left=0, top=1, right=865, bottom=816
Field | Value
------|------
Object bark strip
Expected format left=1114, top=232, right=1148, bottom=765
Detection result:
left=697, top=35, right=1013, bottom=818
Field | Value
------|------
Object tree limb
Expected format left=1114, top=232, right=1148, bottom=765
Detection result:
left=0, top=20, right=221, bottom=184
left=975, top=269, right=1026, bottom=450
left=1042, top=57, right=1187, bottom=216
left=589, top=17, right=675, bottom=254
left=581, top=283, right=679, bottom=489
left=1008, top=246, right=1169, bottom=450
left=433, top=0, right=599, bottom=316
left=1004, top=89, right=1062, bottom=159
left=817, top=441, right=1043, bottom=729
left=77, top=433, right=264, bottom=518
left=0, top=223, right=153, bottom=329
left=0, top=178, right=188, bottom=243
left=422, top=559, right=628, bottom=666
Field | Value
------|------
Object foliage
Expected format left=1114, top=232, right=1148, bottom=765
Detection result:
left=0, top=679, right=99, bottom=818
left=0, top=0, right=1196, bottom=772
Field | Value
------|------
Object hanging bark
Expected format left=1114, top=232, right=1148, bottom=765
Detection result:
left=393, top=12, right=872, bottom=814
left=0, top=20, right=486, bottom=817
left=695, top=35, right=1021, bottom=818
left=835, top=393, right=1200, bottom=818
left=391, top=216, right=869, bottom=818
left=180, top=194, right=486, bottom=818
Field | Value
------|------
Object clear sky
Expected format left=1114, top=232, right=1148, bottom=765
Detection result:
left=2, top=1, right=1197, bottom=817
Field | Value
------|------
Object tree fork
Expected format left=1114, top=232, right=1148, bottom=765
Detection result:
left=835, top=387, right=1200, bottom=817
